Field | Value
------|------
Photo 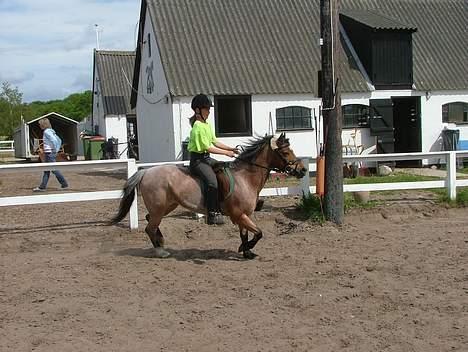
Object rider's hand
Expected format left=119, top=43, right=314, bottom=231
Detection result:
left=232, top=147, right=240, bottom=155
left=226, top=150, right=236, bottom=158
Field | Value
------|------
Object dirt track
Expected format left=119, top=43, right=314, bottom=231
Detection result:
left=0, top=170, right=467, bottom=351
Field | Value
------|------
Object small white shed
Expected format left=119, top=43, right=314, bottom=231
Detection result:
left=13, top=112, right=80, bottom=160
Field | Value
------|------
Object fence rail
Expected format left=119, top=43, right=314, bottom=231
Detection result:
left=1, top=151, right=467, bottom=229
left=0, top=140, right=14, bottom=153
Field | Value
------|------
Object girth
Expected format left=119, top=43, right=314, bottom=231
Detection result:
left=187, top=154, right=235, bottom=203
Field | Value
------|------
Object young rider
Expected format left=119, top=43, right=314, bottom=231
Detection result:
left=188, top=94, right=239, bottom=225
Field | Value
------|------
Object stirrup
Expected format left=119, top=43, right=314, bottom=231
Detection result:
left=207, top=212, right=224, bottom=225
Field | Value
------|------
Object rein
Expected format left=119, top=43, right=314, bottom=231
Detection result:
left=234, top=155, right=282, bottom=172
left=234, top=142, right=301, bottom=175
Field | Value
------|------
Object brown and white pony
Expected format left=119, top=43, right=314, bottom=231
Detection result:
left=112, top=133, right=306, bottom=259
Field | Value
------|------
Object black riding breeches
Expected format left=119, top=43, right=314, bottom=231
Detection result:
left=190, top=153, right=219, bottom=212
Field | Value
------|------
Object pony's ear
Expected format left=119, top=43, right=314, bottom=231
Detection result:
left=270, top=135, right=279, bottom=150
left=279, top=132, right=286, bottom=141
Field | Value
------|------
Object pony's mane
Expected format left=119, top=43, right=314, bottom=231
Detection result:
left=233, top=135, right=272, bottom=166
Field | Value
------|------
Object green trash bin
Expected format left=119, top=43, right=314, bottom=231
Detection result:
left=82, top=138, right=91, bottom=160
left=89, top=137, right=105, bottom=160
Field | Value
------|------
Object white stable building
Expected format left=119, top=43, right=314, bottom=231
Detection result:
left=130, top=0, right=467, bottom=165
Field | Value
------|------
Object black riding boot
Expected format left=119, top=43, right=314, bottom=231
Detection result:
left=206, top=186, right=224, bottom=225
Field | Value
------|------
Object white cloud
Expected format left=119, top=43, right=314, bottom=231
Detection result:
left=0, top=0, right=139, bottom=102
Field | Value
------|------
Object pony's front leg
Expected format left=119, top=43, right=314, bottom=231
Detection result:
left=237, top=214, right=263, bottom=259
left=238, top=228, right=249, bottom=254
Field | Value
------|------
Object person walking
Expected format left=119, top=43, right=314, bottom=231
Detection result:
left=188, top=94, right=238, bottom=225
left=33, top=118, right=69, bottom=192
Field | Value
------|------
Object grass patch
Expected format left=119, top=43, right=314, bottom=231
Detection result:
left=344, top=172, right=440, bottom=184
left=265, top=172, right=439, bottom=189
left=298, top=192, right=380, bottom=223
left=265, top=174, right=315, bottom=188
left=438, top=164, right=468, bottom=174
left=432, top=187, right=468, bottom=206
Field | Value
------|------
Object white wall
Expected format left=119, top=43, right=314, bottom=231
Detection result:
left=173, top=96, right=192, bottom=160
left=249, top=94, right=320, bottom=158
left=420, top=90, right=468, bottom=153
left=105, top=115, right=128, bottom=158
left=170, top=91, right=427, bottom=162
left=167, top=90, right=468, bottom=163
left=136, top=10, right=174, bottom=162
left=172, top=94, right=322, bottom=162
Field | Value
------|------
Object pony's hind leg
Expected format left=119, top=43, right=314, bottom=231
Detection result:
left=145, top=203, right=178, bottom=258
left=145, top=214, right=170, bottom=258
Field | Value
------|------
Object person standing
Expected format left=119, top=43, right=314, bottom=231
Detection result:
left=188, top=94, right=238, bottom=225
left=33, top=118, right=69, bottom=192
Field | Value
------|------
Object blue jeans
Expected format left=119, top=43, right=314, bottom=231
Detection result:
left=39, top=153, right=68, bottom=189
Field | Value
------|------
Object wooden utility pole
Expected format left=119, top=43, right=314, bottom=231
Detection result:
left=320, top=0, right=343, bottom=224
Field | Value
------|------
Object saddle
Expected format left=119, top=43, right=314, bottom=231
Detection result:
left=182, top=162, right=235, bottom=203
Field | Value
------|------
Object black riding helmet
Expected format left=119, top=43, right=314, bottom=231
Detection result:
left=191, top=94, right=213, bottom=111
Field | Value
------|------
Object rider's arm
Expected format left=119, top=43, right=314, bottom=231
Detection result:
left=213, top=140, right=236, bottom=152
left=207, top=146, right=235, bottom=157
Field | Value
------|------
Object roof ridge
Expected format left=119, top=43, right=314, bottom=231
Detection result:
left=96, top=50, right=135, bottom=56
left=364, top=9, right=415, bottom=29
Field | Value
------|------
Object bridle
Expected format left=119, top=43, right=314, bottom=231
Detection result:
left=272, top=142, right=303, bottom=177
left=234, top=139, right=303, bottom=176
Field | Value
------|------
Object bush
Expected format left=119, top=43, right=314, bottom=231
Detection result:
left=297, top=193, right=324, bottom=223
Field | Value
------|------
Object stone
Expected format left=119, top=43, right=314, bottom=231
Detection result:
left=378, top=165, right=393, bottom=176
left=353, top=191, right=370, bottom=204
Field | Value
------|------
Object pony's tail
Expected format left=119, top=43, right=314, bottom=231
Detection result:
left=110, top=169, right=146, bottom=225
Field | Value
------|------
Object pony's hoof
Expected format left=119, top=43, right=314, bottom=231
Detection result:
left=154, top=247, right=170, bottom=258
left=238, top=243, right=253, bottom=253
left=243, top=250, right=257, bottom=260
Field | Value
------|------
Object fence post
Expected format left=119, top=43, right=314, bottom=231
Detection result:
left=127, top=158, right=139, bottom=230
left=446, top=151, right=457, bottom=201
left=300, top=157, right=310, bottom=196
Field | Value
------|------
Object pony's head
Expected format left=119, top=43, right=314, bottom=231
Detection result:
left=269, top=133, right=307, bottom=178
left=234, top=133, right=307, bottom=178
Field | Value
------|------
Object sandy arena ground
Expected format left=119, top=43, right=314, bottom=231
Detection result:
left=0, top=169, right=467, bottom=351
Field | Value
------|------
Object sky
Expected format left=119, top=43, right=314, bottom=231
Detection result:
left=0, top=0, right=140, bottom=103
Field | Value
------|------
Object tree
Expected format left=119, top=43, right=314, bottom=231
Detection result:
left=0, top=82, right=92, bottom=137
left=0, top=82, right=24, bottom=137
left=26, top=91, right=92, bottom=122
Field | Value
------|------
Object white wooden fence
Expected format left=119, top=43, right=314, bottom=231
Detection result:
left=0, top=140, right=14, bottom=153
left=1, top=151, right=467, bottom=230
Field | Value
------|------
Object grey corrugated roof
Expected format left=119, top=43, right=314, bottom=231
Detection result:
left=341, top=9, right=417, bottom=31
left=95, top=50, right=136, bottom=115
left=141, top=0, right=466, bottom=98
left=145, top=0, right=368, bottom=97
left=342, top=0, right=467, bottom=91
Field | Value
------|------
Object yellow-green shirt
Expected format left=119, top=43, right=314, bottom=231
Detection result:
left=188, top=120, right=217, bottom=153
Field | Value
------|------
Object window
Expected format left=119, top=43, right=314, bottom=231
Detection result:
left=214, top=95, right=252, bottom=137
left=442, top=102, right=468, bottom=123
left=342, top=104, right=370, bottom=128
left=147, top=33, right=151, bottom=57
left=275, top=106, right=312, bottom=131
